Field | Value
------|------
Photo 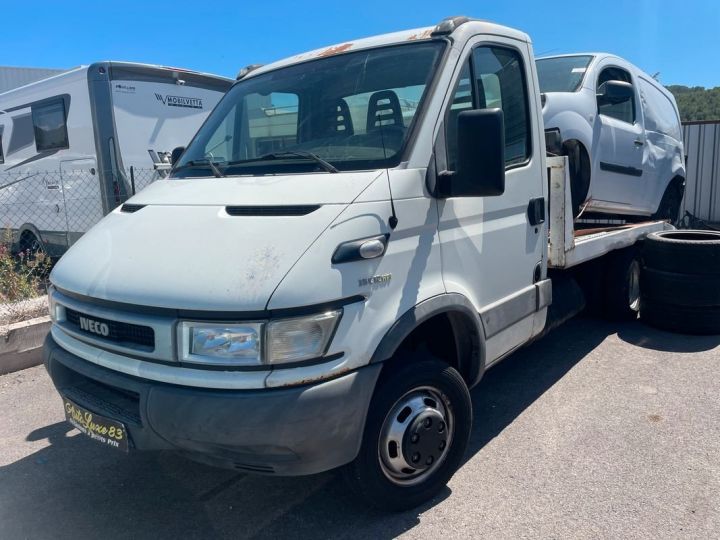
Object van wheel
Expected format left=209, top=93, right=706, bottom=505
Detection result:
left=342, top=358, right=471, bottom=511
left=651, top=183, right=683, bottom=223
left=603, top=247, right=642, bottom=321
left=565, top=141, right=591, bottom=217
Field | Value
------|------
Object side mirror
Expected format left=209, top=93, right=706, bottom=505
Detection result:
left=447, top=108, right=505, bottom=197
left=170, top=146, right=185, bottom=166
left=597, top=80, right=634, bottom=106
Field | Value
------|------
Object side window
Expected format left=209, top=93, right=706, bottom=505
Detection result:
left=0, top=130, right=4, bottom=164
left=445, top=62, right=473, bottom=170
left=445, top=46, right=531, bottom=170
left=32, top=99, right=69, bottom=151
left=597, top=67, right=635, bottom=124
left=472, top=46, right=531, bottom=166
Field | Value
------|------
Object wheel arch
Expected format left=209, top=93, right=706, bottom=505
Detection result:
left=370, top=293, right=487, bottom=388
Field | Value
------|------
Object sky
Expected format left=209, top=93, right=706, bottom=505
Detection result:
left=2, top=0, right=719, bottom=88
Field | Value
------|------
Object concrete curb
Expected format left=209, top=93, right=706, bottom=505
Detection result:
left=0, top=316, right=51, bottom=375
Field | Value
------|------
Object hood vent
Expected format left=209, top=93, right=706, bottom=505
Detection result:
left=121, top=204, right=146, bottom=213
left=225, top=205, right=320, bottom=217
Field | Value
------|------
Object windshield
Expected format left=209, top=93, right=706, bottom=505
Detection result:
left=172, top=42, right=445, bottom=178
left=536, top=55, right=594, bottom=93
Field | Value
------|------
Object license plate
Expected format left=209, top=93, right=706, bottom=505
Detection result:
left=63, top=397, right=129, bottom=452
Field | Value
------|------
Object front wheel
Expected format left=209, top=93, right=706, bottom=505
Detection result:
left=342, top=358, right=472, bottom=511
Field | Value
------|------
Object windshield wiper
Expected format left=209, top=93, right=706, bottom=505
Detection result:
left=176, top=159, right=225, bottom=178
left=229, top=151, right=339, bottom=173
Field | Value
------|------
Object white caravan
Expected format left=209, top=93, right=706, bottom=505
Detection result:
left=536, top=53, right=685, bottom=219
left=44, top=18, right=674, bottom=511
left=0, top=62, right=231, bottom=255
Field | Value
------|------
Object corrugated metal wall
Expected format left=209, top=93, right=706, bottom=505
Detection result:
left=682, top=121, right=720, bottom=223
left=0, top=66, right=67, bottom=94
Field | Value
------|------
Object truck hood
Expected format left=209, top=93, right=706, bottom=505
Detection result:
left=50, top=171, right=382, bottom=311
left=130, top=171, right=382, bottom=206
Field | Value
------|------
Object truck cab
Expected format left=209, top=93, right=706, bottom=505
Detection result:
left=44, top=17, right=652, bottom=510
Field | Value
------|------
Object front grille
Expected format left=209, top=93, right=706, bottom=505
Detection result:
left=65, top=308, right=155, bottom=349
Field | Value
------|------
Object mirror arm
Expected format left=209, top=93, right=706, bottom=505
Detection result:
left=436, top=170, right=454, bottom=198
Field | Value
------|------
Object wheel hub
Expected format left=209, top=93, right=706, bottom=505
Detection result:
left=401, top=409, right=447, bottom=470
left=378, top=386, right=453, bottom=486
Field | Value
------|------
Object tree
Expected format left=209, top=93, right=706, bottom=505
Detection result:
left=666, top=85, right=720, bottom=122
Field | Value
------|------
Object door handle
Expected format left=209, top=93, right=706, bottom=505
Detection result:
left=634, top=139, right=644, bottom=146
left=527, top=197, right=545, bottom=226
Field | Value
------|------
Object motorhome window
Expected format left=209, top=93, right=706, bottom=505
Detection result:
left=597, top=67, right=636, bottom=124
left=472, top=46, right=531, bottom=166
left=32, top=99, right=69, bottom=151
left=536, top=55, right=593, bottom=93
left=0, top=132, right=4, bottom=164
left=172, top=41, right=445, bottom=177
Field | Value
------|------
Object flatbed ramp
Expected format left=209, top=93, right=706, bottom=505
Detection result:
left=546, top=156, right=672, bottom=269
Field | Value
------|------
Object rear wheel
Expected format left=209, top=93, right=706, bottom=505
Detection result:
left=603, top=247, right=642, bottom=321
left=651, top=182, right=683, bottom=223
left=343, top=358, right=471, bottom=511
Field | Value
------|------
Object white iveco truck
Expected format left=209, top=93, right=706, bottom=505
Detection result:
left=43, top=18, right=672, bottom=510
left=0, top=62, right=231, bottom=256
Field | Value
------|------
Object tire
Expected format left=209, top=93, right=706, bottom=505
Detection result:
left=603, top=247, right=641, bottom=321
left=643, top=230, right=720, bottom=276
left=640, top=298, right=720, bottom=335
left=342, top=358, right=472, bottom=511
left=642, top=267, right=720, bottom=307
left=566, top=142, right=591, bottom=217
left=651, top=182, right=683, bottom=223
left=18, top=232, right=44, bottom=257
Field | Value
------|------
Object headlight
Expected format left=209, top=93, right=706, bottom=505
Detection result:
left=266, top=310, right=342, bottom=365
left=179, top=321, right=263, bottom=366
left=47, top=286, right=61, bottom=322
left=178, top=309, right=342, bottom=367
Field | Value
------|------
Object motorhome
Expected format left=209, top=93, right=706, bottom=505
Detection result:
left=44, top=18, right=678, bottom=510
left=0, top=62, right=231, bottom=255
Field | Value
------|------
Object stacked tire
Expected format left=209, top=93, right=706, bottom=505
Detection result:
left=641, top=230, right=720, bottom=335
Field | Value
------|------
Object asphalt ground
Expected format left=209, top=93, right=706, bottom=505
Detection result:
left=1, top=316, right=719, bottom=539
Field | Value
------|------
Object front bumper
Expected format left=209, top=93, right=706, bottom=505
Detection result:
left=44, top=334, right=381, bottom=476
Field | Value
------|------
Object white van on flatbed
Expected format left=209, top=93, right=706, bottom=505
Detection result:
left=537, top=53, right=685, bottom=219
left=0, top=62, right=231, bottom=255
left=43, top=18, right=672, bottom=510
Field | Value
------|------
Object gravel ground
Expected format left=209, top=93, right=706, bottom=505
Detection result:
left=0, top=295, right=48, bottom=326
left=1, top=316, right=718, bottom=539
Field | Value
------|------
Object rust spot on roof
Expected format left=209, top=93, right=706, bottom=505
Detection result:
left=407, top=29, right=433, bottom=41
left=317, top=43, right=353, bottom=57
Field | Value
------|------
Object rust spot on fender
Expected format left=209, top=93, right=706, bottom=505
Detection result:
left=317, top=43, right=353, bottom=57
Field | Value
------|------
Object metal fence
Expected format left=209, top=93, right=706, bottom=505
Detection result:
left=0, top=167, right=161, bottom=254
left=682, top=121, right=720, bottom=224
